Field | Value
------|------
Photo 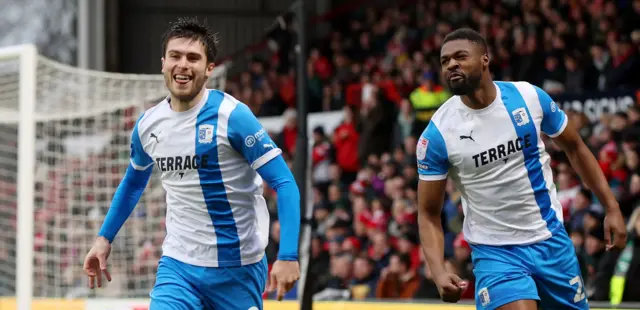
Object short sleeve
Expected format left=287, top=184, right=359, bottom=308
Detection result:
left=416, top=121, right=449, bottom=181
left=534, top=85, right=568, bottom=138
left=130, top=115, right=154, bottom=171
left=227, top=103, right=282, bottom=170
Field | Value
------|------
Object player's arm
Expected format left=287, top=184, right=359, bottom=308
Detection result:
left=98, top=119, right=153, bottom=243
left=415, top=123, right=465, bottom=302
left=85, top=117, right=153, bottom=289
left=256, top=159, right=300, bottom=260
left=417, top=179, right=448, bottom=274
left=227, top=103, right=300, bottom=261
left=534, top=86, right=627, bottom=249
left=415, top=123, right=450, bottom=278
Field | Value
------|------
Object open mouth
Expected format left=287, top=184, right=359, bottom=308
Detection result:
left=173, top=74, right=193, bottom=85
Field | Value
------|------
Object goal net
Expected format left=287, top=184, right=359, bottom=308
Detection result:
left=0, top=44, right=228, bottom=300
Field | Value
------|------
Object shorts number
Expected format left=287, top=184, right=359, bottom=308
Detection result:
left=569, top=276, right=586, bottom=303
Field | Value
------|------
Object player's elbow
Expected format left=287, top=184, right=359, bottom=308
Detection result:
left=418, top=203, right=442, bottom=222
left=272, top=174, right=299, bottom=194
left=551, top=119, right=585, bottom=153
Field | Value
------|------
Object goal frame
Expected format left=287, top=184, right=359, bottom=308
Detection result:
left=0, top=44, right=38, bottom=310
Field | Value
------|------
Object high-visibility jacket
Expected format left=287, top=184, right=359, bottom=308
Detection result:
left=409, top=85, right=451, bottom=122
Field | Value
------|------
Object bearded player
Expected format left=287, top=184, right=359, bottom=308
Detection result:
left=416, top=28, right=627, bottom=310
left=83, top=17, right=300, bottom=310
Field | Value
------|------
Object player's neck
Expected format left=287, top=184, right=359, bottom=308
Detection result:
left=170, top=88, right=206, bottom=112
left=461, top=79, right=496, bottom=110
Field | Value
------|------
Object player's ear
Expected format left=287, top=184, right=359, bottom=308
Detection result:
left=482, top=54, right=489, bottom=69
left=161, top=57, right=165, bottom=72
left=206, top=62, right=215, bottom=77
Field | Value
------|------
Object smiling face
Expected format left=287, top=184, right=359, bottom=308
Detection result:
left=161, top=37, right=215, bottom=103
left=440, top=39, right=488, bottom=96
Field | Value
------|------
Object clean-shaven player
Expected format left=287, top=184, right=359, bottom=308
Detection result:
left=83, top=17, right=300, bottom=309
left=416, top=28, right=628, bottom=310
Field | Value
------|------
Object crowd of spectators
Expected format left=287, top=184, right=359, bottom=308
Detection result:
left=246, top=0, right=640, bottom=303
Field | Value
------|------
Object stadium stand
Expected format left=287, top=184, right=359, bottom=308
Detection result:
left=225, top=0, right=640, bottom=304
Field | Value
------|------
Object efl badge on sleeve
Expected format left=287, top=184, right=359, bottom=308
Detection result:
left=198, top=124, right=214, bottom=144
left=416, top=136, right=428, bottom=160
left=512, top=107, right=530, bottom=126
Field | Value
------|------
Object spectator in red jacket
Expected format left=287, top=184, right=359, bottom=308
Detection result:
left=333, top=105, right=360, bottom=184
left=278, top=108, right=298, bottom=156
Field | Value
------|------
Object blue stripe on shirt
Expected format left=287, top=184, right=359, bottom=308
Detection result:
left=196, top=92, right=242, bottom=266
left=497, top=82, right=559, bottom=231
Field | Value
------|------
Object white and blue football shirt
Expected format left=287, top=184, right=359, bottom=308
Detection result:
left=130, top=89, right=280, bottom=267
left=417, top=81, right=568, bottom=246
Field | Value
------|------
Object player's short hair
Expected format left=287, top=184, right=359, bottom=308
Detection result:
left=161, top=17, right=220, bottom=62
left=442, top=28, right=488, bottom=54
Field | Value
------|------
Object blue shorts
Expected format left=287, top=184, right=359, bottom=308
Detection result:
left=149, top=255, right=268, bottom=310
left=471, top=229, right=589, bottom=310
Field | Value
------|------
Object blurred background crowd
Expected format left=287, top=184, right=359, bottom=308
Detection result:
left=243, top=0, right=640, bottom=303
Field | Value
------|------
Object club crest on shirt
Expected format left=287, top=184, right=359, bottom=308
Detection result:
left=416, top=136, right=428, bottom=160
left=198, top=124, right=214, bottom=144
left=512, top=107, right=530, bottom=126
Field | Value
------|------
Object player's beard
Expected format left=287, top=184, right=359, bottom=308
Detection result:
left=166, top=73, right=208, bottom=103
left=447, top=70, right=482, bottom=96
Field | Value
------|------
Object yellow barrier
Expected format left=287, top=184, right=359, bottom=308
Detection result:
left=0, top=298, right=84, bottom=310
left=0, top=298, right=616, bottom=310
left=264, top=301, right=613, bottom=310
left=264, top=301, right=470, bottom=310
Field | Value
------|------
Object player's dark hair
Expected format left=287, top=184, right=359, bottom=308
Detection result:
left=162, top=17, right=219, bottom=62
left=442, top=28, right=488, bottom=54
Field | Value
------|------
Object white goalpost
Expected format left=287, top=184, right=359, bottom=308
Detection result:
left=0, top=44, right=229, bottom=309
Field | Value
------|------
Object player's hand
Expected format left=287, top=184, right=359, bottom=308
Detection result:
left=433, top=272, right=467, bottom=303
left=267, top=260, right=300, bottom=301
left=83, top=236, right=112, bottom=289
left=604, top=208, right=627, bottom=251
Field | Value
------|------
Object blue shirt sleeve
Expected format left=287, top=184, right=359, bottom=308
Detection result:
left=130, top=115, right=154, bottom=171
left=534, top=85, right=568, bottom=138
left=256, top=155, right=300, bottom=261
left=417, top=121, right=449, bottom=181
left=98, top=164, right=152, bottom=242
left=227, top=103, right=282, bottom=170
left=98, top=116, right=154, bottom=242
